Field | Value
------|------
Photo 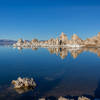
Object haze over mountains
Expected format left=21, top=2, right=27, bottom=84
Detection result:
left=0, top=39, right=16, bottom=45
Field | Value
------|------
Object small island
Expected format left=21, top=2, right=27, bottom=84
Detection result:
left=13, top=32, right=100, bottom=48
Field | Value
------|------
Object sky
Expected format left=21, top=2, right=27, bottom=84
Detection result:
left=0, top=0, right=100, bottom=40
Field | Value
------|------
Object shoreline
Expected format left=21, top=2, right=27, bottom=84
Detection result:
left=13, top=44, right=100, bottom=49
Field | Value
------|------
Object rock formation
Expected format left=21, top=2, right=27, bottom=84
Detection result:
left=31, top=39, right=38, bottom=43
left=97, top=32, right=100, bottom=39
left=13, top=38, right=24, bottom=47
left=71, top=34, right=80, bottom=41
left=58, top=96, right=68, bottom=100
left=12, top=77, right=36, bottom=89
left=68, top=34, right=83, bottom=45
left=84, top=32, right=100, bottom=47
left=24, top=40, right=27, bottom=44
left=17, top=38, right=23, bottom=43
left=56, top=38, right=60, bottom=45
left=39, top=98, right=45, bottom=100
left=78, top=96, right=90, bottom=100
left=13, top=32, right=100, bottom=48
left=60, top=32, right=68, bottom=45
left=48, top=38, right=56, bottom=45
left=38, top=96, right=91, bottom=100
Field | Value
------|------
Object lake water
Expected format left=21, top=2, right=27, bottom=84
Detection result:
left=0, top=46, right=100, bottom=100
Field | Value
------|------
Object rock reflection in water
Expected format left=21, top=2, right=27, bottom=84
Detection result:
left=11, top=46, right=100, bottom=99
left=16, top=47, right=100, bottom=59
left=47, top=47, right=100, bottom=59
left=14, top=87, right=34, bottom=94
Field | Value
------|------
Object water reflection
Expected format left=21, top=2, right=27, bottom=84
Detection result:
left=94, top=80, right=100, bottom=98
left=0, top=46, right=100, bottom=100
left=13, top=87, right=34, bottom=94
left=16, top=47, right=100, bottom=59
left=48, top=47, right=100, bottom=59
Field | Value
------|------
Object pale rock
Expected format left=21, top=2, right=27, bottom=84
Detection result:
left=17, top=38, right=23, bottom=43
left=71, top=34, right=80, bottom=41
left=12, top=77, right=36, bottom=89
left=60, top=32, right=68, bottom=45
left=78, top=96, right=90, bottom=100
left=39, top=98, right=45, bottom=100
left=58, top=96, right=68, bottom=100
left=97, top=32, right=100, bottom=39
left=70, top=34, right=83, bottom=45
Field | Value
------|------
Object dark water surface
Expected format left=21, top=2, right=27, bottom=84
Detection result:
left=0, top=46, right=100, bottom=100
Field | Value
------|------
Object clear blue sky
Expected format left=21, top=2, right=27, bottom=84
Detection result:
left=0, top=0, right=100, bottom=40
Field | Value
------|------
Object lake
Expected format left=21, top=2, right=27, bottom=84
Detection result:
left=0, top=46, right=100, bottom=100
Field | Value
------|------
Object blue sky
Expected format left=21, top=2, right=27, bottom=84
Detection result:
left=0, top=0, right=100, bottom=40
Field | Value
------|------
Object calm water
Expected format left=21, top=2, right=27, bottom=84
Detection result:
left=0, top=46, right=100, bottom=100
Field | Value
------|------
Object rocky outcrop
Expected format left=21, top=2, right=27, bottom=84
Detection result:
left=31, top=39, right=38, bottom=43
left=78, top=96, right=90, bottom=100
left=84, top=32, right=100, bottom=47
left=39, top=96, right=90, bottom=100
left=39, top=98, right=45, bottom=100
left=97, top=32, right=100, bottom=39
left=13, top=38, right=24, bottom=47
left=71, top=34, right=80, bottom=41
left=17, top=38, right=23, bottom=43
left=48, top=38, right=56, bottom=45
left=12, top=77, right=36, bottom=89
left=56, top=38, right=60, bottom=45
left=84, top=37, right=97, bottom=46
left=13, top=32, right=100, bottom=48
left=68, top=34, right=83, bottom=45
left=58, top=96, right=68, bottom=100
left=60, top=32, right=68, bottom=45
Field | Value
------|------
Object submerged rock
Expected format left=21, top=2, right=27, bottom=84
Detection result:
left=58, top=96, right=68, bottom=100
left=39, top=98, right=45, bottom=100
left=14, top=87, right=34, bottom=94
left=78, top=96, right=90, bottom=100
left=12, top=77, right=36, bottom=89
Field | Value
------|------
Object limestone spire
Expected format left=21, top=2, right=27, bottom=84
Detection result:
left=71, top=34, right=81, bottom=41
left=60, top=32, right=68, bottom=44
left=97, top=32, right=100, bottom=39
left=18, top=38, right=23, bottom=43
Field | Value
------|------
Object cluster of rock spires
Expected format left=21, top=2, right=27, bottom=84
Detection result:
left=39, top=96, right=91, bottom=100
left=12, top=77, right=36, bottom=89
left=13, top=32, right=100, bottom=48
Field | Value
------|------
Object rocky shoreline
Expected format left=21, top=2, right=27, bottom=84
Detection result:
left=39, top=96, right=92, bottom=100
left=13, top=32, right=100, bottom=48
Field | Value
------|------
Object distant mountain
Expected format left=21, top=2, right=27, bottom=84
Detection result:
left=0, top=39, right=16, bottom=45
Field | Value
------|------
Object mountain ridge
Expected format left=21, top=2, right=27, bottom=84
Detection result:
left=0, top=39, right=16, bottom=45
